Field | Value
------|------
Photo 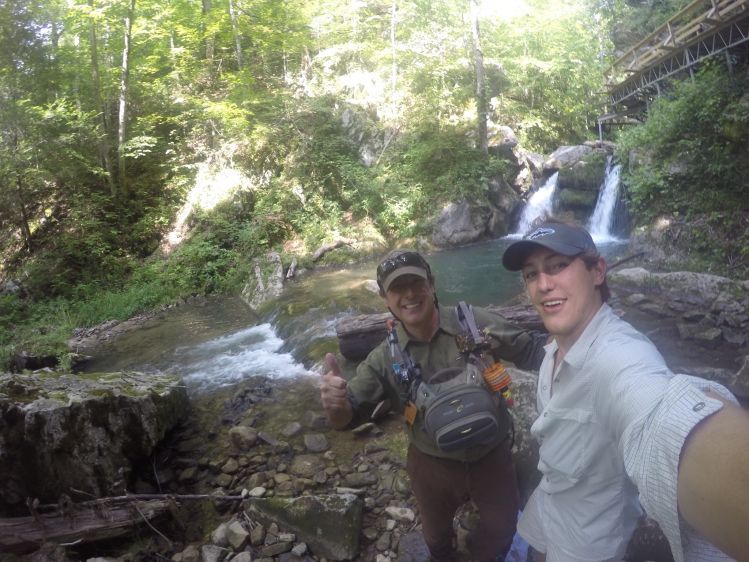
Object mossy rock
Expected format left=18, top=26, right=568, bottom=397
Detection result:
left=557, top=151, right=608, bottom=191
left=556, top=188, right=598, bottom=212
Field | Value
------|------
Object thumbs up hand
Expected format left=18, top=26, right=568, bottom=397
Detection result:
left=317, top=353, right=354, bottom=428
left=320, top=353, right=349, bottom=412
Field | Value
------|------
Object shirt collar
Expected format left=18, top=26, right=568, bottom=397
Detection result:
left=397, top=305, right=459, bottom=348
left=558, top=303, right=612, bottom=370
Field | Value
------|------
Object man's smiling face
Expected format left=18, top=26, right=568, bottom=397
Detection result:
left=521, top=247, right=606, bottom=351
left=383, top=274, right=437, bottom=331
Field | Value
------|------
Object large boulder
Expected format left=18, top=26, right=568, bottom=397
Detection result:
left=241, top=251, right=284, bottom=311
left=543, top=145, right=594, bottom=171
left=610, top=267, right=749, bottom=349
left=0, top=371, right=189, bottom=509
left=556, top=150, right=608, bottom=192
left=432, top=200, right=492, bottom=247
left=248, top=493, right=363, bottom=560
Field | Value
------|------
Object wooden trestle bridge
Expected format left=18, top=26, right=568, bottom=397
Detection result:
left=599, top=0, right=749, bottom=131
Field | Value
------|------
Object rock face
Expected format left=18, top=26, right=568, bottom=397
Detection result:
left=431, top=200, right=492, bottom=247
left=0, top=371, right=189, bottom=509
left=241, top=251, right=285, bottom=311
left=543, top=146, right=611, bottom=222
left=610, top=268, right=749, bottom=344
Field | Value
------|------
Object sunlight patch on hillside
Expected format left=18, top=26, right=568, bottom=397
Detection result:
left=160, top=160, right=252, bottom=256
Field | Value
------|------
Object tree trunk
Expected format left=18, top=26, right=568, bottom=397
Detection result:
left=14, top=175, right=33, bottom=252
left=89, top=0, right=117, bottom=197
left=202, top=0, right=215, bottom=66
left=390, top=0, right=397, bottom=103
left=470, top=0, right=488, bottom=154
left=117, top=0, right=136, bottom=197
left=229, top=0, right=243, bottom=70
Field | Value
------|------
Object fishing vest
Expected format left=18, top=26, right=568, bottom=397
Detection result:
left=395, top=302, right=513, bottom=453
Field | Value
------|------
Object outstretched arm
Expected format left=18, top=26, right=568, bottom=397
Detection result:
left=677, top=393, right=749, bottom=560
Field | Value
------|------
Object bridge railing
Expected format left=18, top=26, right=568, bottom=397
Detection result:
left=605, top=0, right=749, bottom=90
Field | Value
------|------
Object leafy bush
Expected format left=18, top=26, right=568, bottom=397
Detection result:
left=616, top=63, right=749, bottom=275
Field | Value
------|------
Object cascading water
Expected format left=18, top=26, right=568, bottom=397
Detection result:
left=508, top=161, right=625, bottom=243
left=508, top=172, right=559, bottom=238
left=588, top=158, right=622, bottom=243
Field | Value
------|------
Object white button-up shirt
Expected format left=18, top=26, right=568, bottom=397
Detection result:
left=518, top=304, right=736, bottom=562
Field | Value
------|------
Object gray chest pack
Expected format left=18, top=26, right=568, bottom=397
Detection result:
left=387, top=302, right=513, bottom=453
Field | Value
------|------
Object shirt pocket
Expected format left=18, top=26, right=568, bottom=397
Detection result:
left=533, top=407, right=594, bottom=492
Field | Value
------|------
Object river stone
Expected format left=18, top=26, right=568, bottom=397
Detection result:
left=251, top=522, right=266, bottom=546
left=281, top=421, right=302, bottom=437
left=248, top=471, right=268, bottom=488
left=247, top=494, right=362, bottom=561
left=259, top=541, right=293, bottom=556
left=222, top=458, right=239, bottom=474
left=180, top=545, right=200, bottom=562
left=227, top=520, right=250, bottom=550
left=201, top=544, right=229, bottom=562
left=210, top=521, right=230, bottom=547
left=397, top=531, right=431, bottom=562
left=248, top=486, right=267, bottom=497
left=274, top=473, right=292, bottom=484
left=229, top=426, right=258, bottom=450
left=302, top=410, right=328, bottom=429
left=384, top=506, right=414, bottom=522
left=0, top=370, right=188, bottom=509
left=343, top=471, right=378, bottom=487
left=376, top=531, right=392, bottom=551
left=303, top=432, right=329, bottom=452
left=290, top=454, right=326, bottom=478
left=215, top=473, right=233, bottom=488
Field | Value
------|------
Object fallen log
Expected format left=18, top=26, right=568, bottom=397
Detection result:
left=312, top=238, right=355, bottom=262
left=0, top=498, right=176, bottom=554
left=0, top=493, right=256, bottom=554
left=336, top=304, right=544, bottom=361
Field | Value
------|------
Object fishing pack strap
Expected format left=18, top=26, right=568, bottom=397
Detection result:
left=457, top=301, right=484, bottom=346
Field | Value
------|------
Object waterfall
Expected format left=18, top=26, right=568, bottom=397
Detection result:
left=508, top=172, right=559, bottom=238
left=588, top=159, right=622, bottom=242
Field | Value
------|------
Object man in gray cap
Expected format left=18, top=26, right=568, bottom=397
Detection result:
left=502, top=218, right=749, bottom=562
left=320, top=249, right=546, bottom=561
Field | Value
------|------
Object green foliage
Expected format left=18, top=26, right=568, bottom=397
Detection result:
left=3, top=0, right=747, bottom=368
left=164, top=235, right=241, bottom=295
left=486, top=1, right=605, bottom=151
left=616, top=63, right=749, bottom=275
left=392, top=125, right=509, bottom=202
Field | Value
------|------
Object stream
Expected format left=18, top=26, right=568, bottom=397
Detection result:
left=81, top=238, right=634, bottom=392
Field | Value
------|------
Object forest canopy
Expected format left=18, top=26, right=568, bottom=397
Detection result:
left=1, top=0, right=747, bottom=366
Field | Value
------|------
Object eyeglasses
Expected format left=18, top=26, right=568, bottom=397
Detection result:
left=376, top=251, right=431, bottom=286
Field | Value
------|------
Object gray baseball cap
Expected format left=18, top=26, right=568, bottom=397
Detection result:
left=502, top=221, right=597, bottom=271
left=376, top=250, right=432, bottom=292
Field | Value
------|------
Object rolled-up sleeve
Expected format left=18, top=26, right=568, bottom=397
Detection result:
left=619, top=375, right=737, bottom=562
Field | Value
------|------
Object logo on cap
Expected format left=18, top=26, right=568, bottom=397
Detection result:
left=527, top=227, right=555, bottom=240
